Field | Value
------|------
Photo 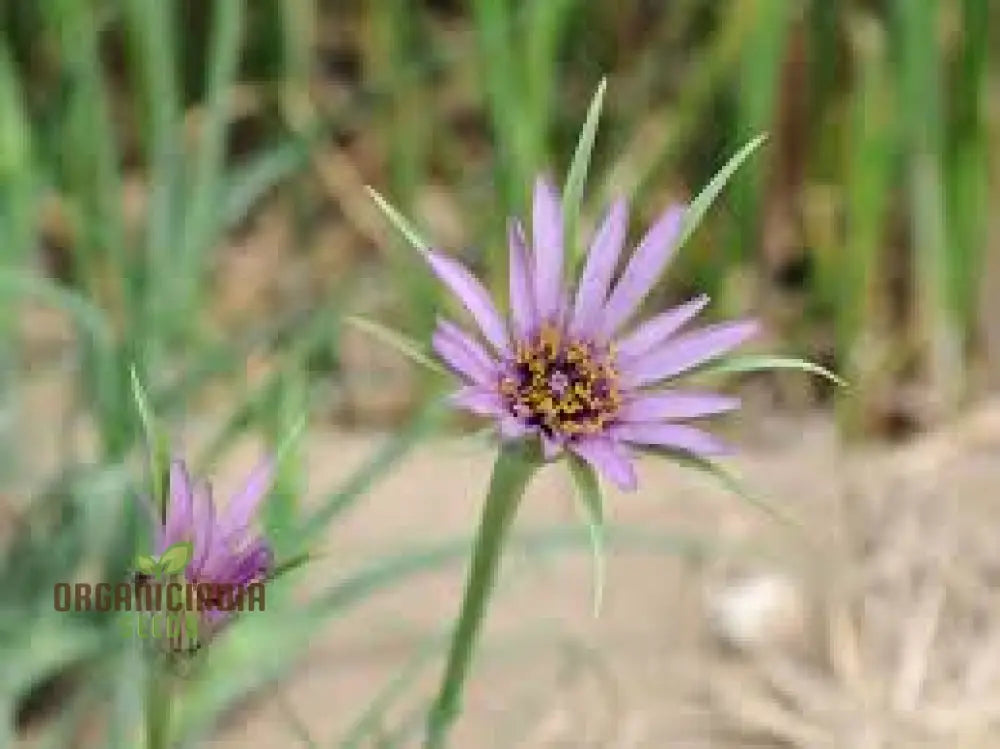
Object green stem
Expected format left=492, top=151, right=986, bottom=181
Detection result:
left=145, top=664, right=172, bottom=749
left=424, top=442, right=539, bottom=748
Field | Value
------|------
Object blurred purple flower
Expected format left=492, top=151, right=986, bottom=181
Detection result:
left=424, top=176, right=759, bottom=491
left=153, top=458, right=273, bottom=631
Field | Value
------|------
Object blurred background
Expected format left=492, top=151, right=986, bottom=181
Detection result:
left=2, top=0, right=999, bottom=747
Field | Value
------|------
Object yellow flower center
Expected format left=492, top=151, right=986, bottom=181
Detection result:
left=499, top=325, right=622, bottom=439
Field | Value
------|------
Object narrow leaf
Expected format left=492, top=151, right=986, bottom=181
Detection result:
left=676, top=134, right=768, bottom=249
left=648, top=448, right=804, bottom=533
left=366, top=186, right=430, bottom=251
left=129, top=364, right=172, bottom=514
left=345, top=315, right=448, bottom=378
left=567, top=455, right=606, bottom=617
left=563, top=77, right=607, bottom=264
left=704, top=354, right=848, bottom=388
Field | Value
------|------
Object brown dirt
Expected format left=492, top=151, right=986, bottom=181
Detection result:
left=180, top=398, right=1000, bottom=748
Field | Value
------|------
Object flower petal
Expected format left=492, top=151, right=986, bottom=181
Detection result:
left=162, top=460, right=194, bottom=551
left=448, top=386, right=504, bottom=417
left=570, top=198, right=628, bottom=337
left=620, top=319, right=760, bottom=389
left=189, top=481, right=215, bottom=578
left=598, top=204, right=685, bottom=339
left=432, top=322, right=498, bottom=386
left=617, top=391, right=740, bottom=423
left=532, top=176, right=564, bottom=323
left=219, top=459, right=273, bottom=543
left=614, top=294, right=709, bottom=362
left=499, top=415, right=530, bottom=441
left=508, top=218, right=538, bottom=340
left=611, top=423, right=730, bottom=456
left=423, top=249, right=510, bottom=354
left=570, top=436, right=638, bottom=492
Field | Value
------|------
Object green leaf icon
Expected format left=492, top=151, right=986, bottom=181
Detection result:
left=158, top=541, right=193, bottom=575
left=134, top=554, right=158, bottom=576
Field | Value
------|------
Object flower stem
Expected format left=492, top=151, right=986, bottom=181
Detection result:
left=145, top=662, right=172, bottom=749
left=424, top=442, right=538, bottom=748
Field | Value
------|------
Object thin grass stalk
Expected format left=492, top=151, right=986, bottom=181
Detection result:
left=728, top=0, right=793, bottom=268
left=43, top=0, right=132, bottom=456
left=180, top=0, right=243, bottom=337
left=837, top=14, right=894, bottom=438
left=365, top=0, right=438, bottom=346
left=946, top=0, right=989, bottom=353
left=121, top=0, right=183, bottom=369
left=0, top=44, right=35, bottom=486
left=893, top=0, right=961, bottom=413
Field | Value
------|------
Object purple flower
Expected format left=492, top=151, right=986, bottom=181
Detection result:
left=424, top=176, right=759, bottom=491
left=153, top=458, right=273, bottom=629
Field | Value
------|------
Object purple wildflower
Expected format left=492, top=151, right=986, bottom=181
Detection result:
left=424, top=177, right=759, bottom=491
left=152, top=458, right=273, bottom=633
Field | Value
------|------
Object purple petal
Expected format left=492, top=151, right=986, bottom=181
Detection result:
left=423, top=249, right=510, bottom=354
left=228, top=538, right=272, bottom=586
left=614, top=294, right=709, bottom=363
left=541, top=434, right=563, bottom=460
left=508, top=219, right=538, bottom=340
left=617, top=391, right=741, bottom=423
left=188, top=481, right=215, bottom=578
left=570, top=198, right=628, bottom=338
left=620, top=319, right=760, bottom=389
left=499, top=415, right=529, bottom=441
left=162, top=460, right=194, bottom=551
left=437, top=319, right=499, bottom=375
left=531, top=176, right=564, bottom=323
left=570, top=436, right=638, bottom=492
left=218, top=459, right=273, bottom=543
left=448, top=386, right=504, bottom=417
left=432, top=323, right=498, bottom=386
left=610, top=423, right=730, bottom=456
left=598, top=204, right=685, bottom=339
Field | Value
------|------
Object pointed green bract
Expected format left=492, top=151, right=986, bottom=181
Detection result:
left=129, top=364, right=172, bottom=517
left=705, top=354, right=848, bottom=388
left=366, top=186, right=430, bottom=252
left=563, top=77, right=607, bottom=265
left=158, top=541, right=193, bottom=575
left=676, top=134, right=768, bottom=250
left=647, top=447, right=803, bottom=533
left=345, top=315, right=449, bottom=378
left=567, top=455, right=606, bottom=617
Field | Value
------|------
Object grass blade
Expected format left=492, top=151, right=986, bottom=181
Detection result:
left=567, top=454, right=606, bottom=617
left=344, top=316, right=448, bottom=378
left=563, top=77, right=607, bottom=266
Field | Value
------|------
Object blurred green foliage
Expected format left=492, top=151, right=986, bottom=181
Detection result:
left=0, top=0, right=996, bottom=745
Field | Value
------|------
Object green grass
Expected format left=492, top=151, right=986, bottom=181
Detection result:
left=0, top=0, right=997, bottom=744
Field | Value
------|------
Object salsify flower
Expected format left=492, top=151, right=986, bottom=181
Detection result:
left=146, top=458, right=273, bottom=644
left=423, top=177, right=758, bottom=491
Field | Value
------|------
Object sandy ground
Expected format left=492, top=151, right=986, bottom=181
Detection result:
left=174, top=400, right=1000, bottom=748
left=13, top=388, right=1000, bottom=748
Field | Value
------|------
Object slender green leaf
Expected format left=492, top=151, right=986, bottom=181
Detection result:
left=676, top=134, right=767, bottom=250
left=563, top=77, right=607, bottom=265
left=129, top=364, right=172, bottom=512
left=345, top=315, right=448, bottom=378
left=567, top=454, right=606, bottom=617
left=703, top=354, right=848, bottom=388
left=366, top=186, right=430, bottom=251
left=646, top=448, right=804, bottom=533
